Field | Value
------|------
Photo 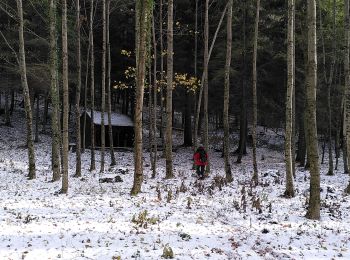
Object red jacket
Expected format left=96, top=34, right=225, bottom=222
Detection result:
left=193, top=151, right=208, bottom=166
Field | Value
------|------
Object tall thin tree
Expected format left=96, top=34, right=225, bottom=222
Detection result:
left=49, top=0, right=60, bottom=181
left=165, top=0, right=174, bottom=179
left=100, top=0, right=107, bottom=173
left=107, top=0, right=116, bottom=166
left=223, top=0, right=233, bottom=183
left=61, top=0, right=69, bottom=194
left=16, top=0, right=36, bottom=179
left=251, top=0, right=260, bottom=186
left=89, top=0, right=96, bottom=171
left=344, top=0, right=350, bottom=193
left=74, top=0, right=82, bottom=178
left=203, top=0, right=210, bottom=173
left=285, top=0, right=295, bottom=197
left=131, top=0, right=152, bottom=195
left=305, top=0, right=320, bottom=219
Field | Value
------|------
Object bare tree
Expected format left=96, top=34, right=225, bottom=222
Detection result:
left=345, top=0, right=350, bottom=193
left=251, top=0, right=260, bottom=186
left=305, top=0, right=320, bottom=219
left=107, top=0, right=116, bottom=166
left=74, top=0, right=82, bottom=178
left=60, top=0, right=69, bottom=194
left=223, top=0, right=233, bottom=183
left=16, top=0, right=36, bottom=179
left=285, top=0, right=295, bottom=197
left=100, top=0, right=107, bottom=173
left=89, top=0, right=96, bottom=171
left=165, top=0, right=174, bottom=179
left=131, top=0, right=152, bottom=195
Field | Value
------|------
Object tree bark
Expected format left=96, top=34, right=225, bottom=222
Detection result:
left=165, top=0, right=174, bottom=179
left=16, top=0, right=36, bottom=180
left=131, top=0, right=152, bottom=195
left=74, top=0, right=82, bottom=178
left=285, top=0, right=295, bottom=197
left=344, top=0, right=350, bottom=193
left=151, top=14, right=157, bottom=178
left=89, top=0, right=96, bottom=171
left=251, top=0, right=260, bottom=186
left=34, top=94, right=40, bottom=142
left=49, top=0, right=60, bottom=181
left=224, top=0, right=233, bottom=183
left=237, top=0, right=248, bottom=163
left=60, top=0, right=69, bottom=194
left=100, top=0, right=107, bottom=173
left=305, top=0, right=320, bottom=219
left=4, top=90, right=11, bottom=126
left=106, top=0, right=116, bottom=166
left=202, top=0, right=210, bottom=173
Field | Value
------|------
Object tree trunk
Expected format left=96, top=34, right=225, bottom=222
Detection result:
left=107, top=0, right=116, bottom=166
left=4, top=90, right=11, bottom=126
left=74, top=0, right=82, bottom=178
left=100, top=0, right=106, bottom=173
left=131, top=0, right=152, bottom=195
left=82, top=26, right=91, bottom=154
left=42, top=92, right=49, bottom=132
left=165, top=0, right=174, bottom=179
left=202, top=0, right=210, bottom=174
left=296, top=113, right=306, bottom=166
left=183, top=92, right=192, bottom=146
left=224, top=0, right=233, bottom=183
left=305, top=0, right=320, bottom=219
left=344, top=0, right=350, bottom=193
left=49, top=0, right=60, bottom=182
left=16, top=0, right=36, bottom=179
left=285, top=0, right=295, bottom=197
left=34, top=94, right=40, bottom=142
left=251, top=0, right=260, bottom=186
left=237, top=0, right=248, bottom=163
left=151, top=15, right=157, bottom=178
left=89, top=0, right=96, bottom=171
left=10, top=90, right=15, bottom=115
left=60, top=0, right=69, bottom=194
left=319, top=0, right=335, bottom=175
left=159, top=0, right=164, bottom=145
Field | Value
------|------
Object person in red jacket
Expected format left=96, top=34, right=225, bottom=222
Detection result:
left=193, top=146, right=208, bottom=179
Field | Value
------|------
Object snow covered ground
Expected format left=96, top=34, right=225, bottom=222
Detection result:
left=0, top=111, right=350, bottom=260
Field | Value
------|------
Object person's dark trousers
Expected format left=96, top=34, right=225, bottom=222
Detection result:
left=196, top=165, right=205, bottom=178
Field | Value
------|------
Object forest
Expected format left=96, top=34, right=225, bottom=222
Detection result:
left=0, top=0, right=350, bottom=259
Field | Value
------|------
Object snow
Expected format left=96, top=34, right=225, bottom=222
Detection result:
left=84, top=111, right=134, bottom=127
left=1, top=111, right=350, bottom=259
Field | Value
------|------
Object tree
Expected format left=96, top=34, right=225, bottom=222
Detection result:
left=285, top=0, right=295, bottom=198
left=223, top=0, right=233, bottom=183
left=131, top=0, right=153, bottom=195
left=89, top=0, right=96, bottom=172
left=251, top=0, right=260, bottom=186
left=100, top=0, right=107, bottom=173
left=16, top=0, right=36, bottom=180
left=151, top=14, right=157, bottom=178
left=106, top=0, right=116, bottom=166
left=345, top=0, right=350, bottom=193
left=74, top=0, right=82, bottom=178
left=236, top=0, right=248, bottom=164
left=165, top=0, right=174, bottom=179
left=60, top=0, right=69, bottom=194
left=319, top=0, right=336, bottom=176
left=305, top=0, right=320, bottom=219
left=203, top=0, right=210, bottom=173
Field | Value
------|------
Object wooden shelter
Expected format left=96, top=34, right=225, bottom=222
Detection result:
left=81, top=111, right=134, bottom=148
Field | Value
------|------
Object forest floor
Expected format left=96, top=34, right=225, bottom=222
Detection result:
left=0, top=111, right=350, bottom=260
